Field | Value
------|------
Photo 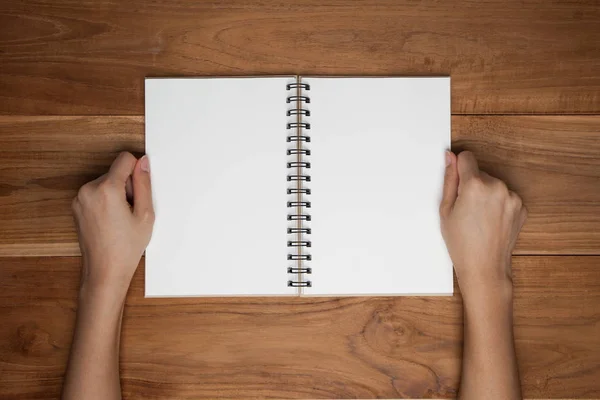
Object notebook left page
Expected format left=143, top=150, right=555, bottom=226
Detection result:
left=145, top=77, right=295, bottom=296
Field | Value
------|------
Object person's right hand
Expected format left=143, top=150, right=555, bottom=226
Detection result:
left=439, top=151, right=527, bottom=302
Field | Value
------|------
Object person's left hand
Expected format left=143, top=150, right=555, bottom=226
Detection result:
left=72, top=152, right=154, bottom=298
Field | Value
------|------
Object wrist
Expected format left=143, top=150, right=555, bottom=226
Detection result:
left=79, top=279, right=128, bottom=311
left=79, top=257, right=136, bottom=300
left=462, top=281, right=515, bottom=342
left=457, top=265, right=514, bottom=309
left=461, top=280, right=513, bottom=316
left=74, top=281, right=126, bottom=352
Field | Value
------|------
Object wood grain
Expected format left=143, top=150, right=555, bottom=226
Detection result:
left=0, top=116, right=144, bottom=255
left=1, top=0, right=599, bottom=115
left=1, top=115, right=599, bottom=256
left=453, top=116, right=600, bottom=255
left=1, top=256, right=599, bottom=398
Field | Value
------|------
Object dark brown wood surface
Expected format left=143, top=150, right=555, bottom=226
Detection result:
left=1, top=0, right=599, bottom=115
left=1, top=0, right=599, bottom=398
left=1, top=256, right=599, bottom=398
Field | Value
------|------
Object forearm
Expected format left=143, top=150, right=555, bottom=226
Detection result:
left=459, top=280, right=521, bottom=400
left=62, top=283, right=126, bottom=400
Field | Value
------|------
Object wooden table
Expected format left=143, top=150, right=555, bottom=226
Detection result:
left=1, top=1, right=599, bottom=398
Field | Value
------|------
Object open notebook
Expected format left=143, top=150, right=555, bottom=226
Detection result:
left=145, top=76, right=452, bottom=297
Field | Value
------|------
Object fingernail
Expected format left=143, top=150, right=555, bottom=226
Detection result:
left=445, top=151, right=452, bottom=167
left=140, top=155, right=150, bottom=172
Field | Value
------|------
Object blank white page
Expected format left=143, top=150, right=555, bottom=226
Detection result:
left=145, top=77, right=295, bottom=296
left=307, top=77, right=452, bottom=296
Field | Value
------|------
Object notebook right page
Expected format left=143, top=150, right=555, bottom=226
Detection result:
left=307, top=77, right=452, bottom=296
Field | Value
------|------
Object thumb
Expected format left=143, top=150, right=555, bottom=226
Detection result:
left=132, top=155, right=155, bottom=224
left=440, top=151, right=459, bottom=217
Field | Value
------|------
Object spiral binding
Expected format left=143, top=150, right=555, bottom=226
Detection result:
left=288, top=280, right=312, bottom=287
left=287, top=214, right=311, bottom=221
left=288, top=227, right=311, bottom=234
left=287, top=135, right=311, bottom=143
left=288, top=267, right=312, bottom=274
left=287, top=162, right=311, bottom=168
left=287, top=109, right=310, bottom=116
left=288, top=254, right=312, bottom=261
left=287, top=123, right=311, bottom=130
left=286, top=83, right=311, bottom=90
left=286, top=95, right=310, bottom=104
left=287, top=148, right=311, bottom=155
left=287, top=80, right=312, bottom=290
left=287, top=201, right=311, bottom=208
left=287, top=175, right=311, bottom=182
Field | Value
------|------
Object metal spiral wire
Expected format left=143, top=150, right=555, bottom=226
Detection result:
left=287, top=81, right=312, bottom=289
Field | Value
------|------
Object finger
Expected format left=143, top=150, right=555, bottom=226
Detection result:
left=75, top=173, right=107, bottom=207
left=509, top=198, right=527, bottom=251
left=108, top=152, right=138, bottom=185
left=86, top=172, right=108, bottom=188
left=71, top=196, right=81, bottom=218
left=457, top=151, right=480, bottom=190
left=125, top=176, right=133, bottom=205
left=518, top=205, right=528, bottom=230
left=132, top=155, right=155, bottom=224
left=439, top=151, right=459, bottom=217
left=479, top=171, right=495, bottom=183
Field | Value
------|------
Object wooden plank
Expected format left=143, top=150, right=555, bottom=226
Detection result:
left=0, top=116, right=144, bottom=255
left=0, top=256, right=598, bottom=398
left=1, top=115, right=599, bottom=256
left=0, top=0, right=599, bottom=115
left=453, top=116, right=600, bottom=255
